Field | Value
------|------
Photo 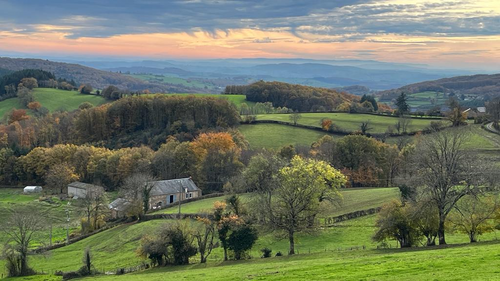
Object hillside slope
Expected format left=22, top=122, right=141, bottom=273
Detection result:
left=379, top=73, right=500, bottom=100
left=0, top=57, right=197, bottom=93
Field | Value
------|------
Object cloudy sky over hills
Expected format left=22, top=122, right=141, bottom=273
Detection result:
left=0, top=0, right=499, bottom=69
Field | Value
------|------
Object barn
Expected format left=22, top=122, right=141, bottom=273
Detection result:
left=68, top=181, right=105, bottom=199
left=148, top=178, right=201, bottom=210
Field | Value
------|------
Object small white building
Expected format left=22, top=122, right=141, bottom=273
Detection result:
left=68, top=181, right=105, bottom=199
left=24, top=186, right=42, bottom=193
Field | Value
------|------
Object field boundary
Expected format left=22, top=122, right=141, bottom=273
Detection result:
left=244, top=120, right=426, bottom=137
left=324, top=207, right=382, bottom=227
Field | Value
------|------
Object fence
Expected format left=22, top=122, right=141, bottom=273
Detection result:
left=323, top=207, right=382, bottom=227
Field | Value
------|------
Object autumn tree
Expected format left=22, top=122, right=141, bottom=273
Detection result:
left=19, top=78, right=38, bottom=90
left=45, top=163, right=79, bottom=194
left=257, top=156, right=346, bottom=255
left=8, top=109, right=29, bottom=124
left=191, top=132, right=244, bottom=193
left=78, top=84, right=93, bottom=94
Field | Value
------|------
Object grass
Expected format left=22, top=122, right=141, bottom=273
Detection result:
left=255, top=113, right=445, bottom=134
left=130, top=74, right=218, bottom=90
left=33, top=88, right=107, bottom=112
left=0, top=98, right=22, bottom=120
left=2, top=187, right=499, bottom=280
left=157, top=187, right=399, bottom=218
left=239, top=123, right=334, bottom=149
left=85, top=239, right=500, bottom=281
left=0, top=188, right=81, bottom=249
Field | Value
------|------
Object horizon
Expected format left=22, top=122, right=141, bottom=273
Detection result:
left=0, top=0, right=499, bottom=71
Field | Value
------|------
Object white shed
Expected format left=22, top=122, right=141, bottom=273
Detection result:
left=24, top=186, right=42, bottom=193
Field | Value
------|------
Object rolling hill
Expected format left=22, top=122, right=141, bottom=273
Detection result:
left=0, top=58, right=201, bottom=93
left=378, top=73, right=500, bottom=108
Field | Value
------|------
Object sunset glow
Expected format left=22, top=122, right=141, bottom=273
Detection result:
left=1, top=0, right=499, bottom=69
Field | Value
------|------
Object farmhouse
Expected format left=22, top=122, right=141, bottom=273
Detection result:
left=68, top=181, right=105, bottom=199
left=109, top=198, right=134, bottom=219
left=24, top=186, right=42, bottom=193
left=149, top=178, right=201, bottom=210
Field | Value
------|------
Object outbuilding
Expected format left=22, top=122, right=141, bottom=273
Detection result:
left=68, top=181, right=105, bottom=199
left=23, top=186, right=43, bottom=193
left=148, top=178, right=201, bottom=210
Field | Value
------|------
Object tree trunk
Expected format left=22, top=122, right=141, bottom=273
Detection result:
left=288, top=231, right=295, bottom=255
left=223, top=244, right=228, bottom=261
left=469, top=231, right=477, bottom=243
left=438, top=218, right=446, bottom=245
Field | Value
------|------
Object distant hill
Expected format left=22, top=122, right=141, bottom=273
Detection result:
left=379, top=73, right=500, bottom=101
left=0, top=57, right=199, bottom=93
left=103, top=66, right=195, bottom=76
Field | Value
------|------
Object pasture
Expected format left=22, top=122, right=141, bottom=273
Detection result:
left=239, top=123, right=333, bottom=149
left=33, top=88, right=107, bottom=112
left=254, top=113, right=444, bottom=134
left=130, top=74, right=218, bottom=90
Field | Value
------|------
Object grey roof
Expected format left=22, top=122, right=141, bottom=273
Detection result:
left=150, top=178, right=199, bottom=197
left=68, top=181, right=104, bottom=191
left=109, top=198, right=132, bottom=212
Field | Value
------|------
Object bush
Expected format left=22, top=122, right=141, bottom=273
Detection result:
left=261, top=248, right=272, bottom=258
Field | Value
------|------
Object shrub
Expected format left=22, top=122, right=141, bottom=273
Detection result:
left=261, top=248, right=272, bottom=258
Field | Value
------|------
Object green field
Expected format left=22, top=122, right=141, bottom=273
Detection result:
left=88, top=239, right=500, bottom=281
left=0, top=188, right=81, bottom=249
left=0, top=88, right=107, bottom=119
left=33, top=88, right=107, bottom=112
left=3, top=186, right=500, bottom=280
left=157, top=188, right=399, bottom=218
left=130, top=74, right=218, bottom=90
left=239, top=123, right=333, bottom=149
left=0, top=98, right=23, bottom=120
left=255, top=113, right=445, bottom=134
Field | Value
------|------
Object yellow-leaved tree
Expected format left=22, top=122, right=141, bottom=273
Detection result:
left=257, top=155, right=346, bottom=255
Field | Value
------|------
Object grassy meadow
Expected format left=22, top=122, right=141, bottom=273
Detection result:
left=130, top=74, right=218, bottom=90
left=254, top=113, right=444, bottom=134
left=239, top=123, right=333, bottom=149
left=33, top=88, right=107, bottom=112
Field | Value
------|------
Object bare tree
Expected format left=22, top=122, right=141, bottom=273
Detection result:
left=360, top=121, right=372, bottom=135
left=409, top=128, right=491, bottom=245
left=1, top=207, right=45, bottom=276
left=289, top=111, right=302, bottom=126
left=121, top=173, right=156, bottom=214
left=193, top=217, right=216, bottom=263
left=399, top=116, right=412, bottom=134
left=77, top=189, right=109, bottom=233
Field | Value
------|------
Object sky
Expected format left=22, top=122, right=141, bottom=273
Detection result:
left=0, top=0, right=499, bottom=70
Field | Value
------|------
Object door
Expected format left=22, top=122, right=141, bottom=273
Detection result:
left=169, top=195, right=174, bottom=204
